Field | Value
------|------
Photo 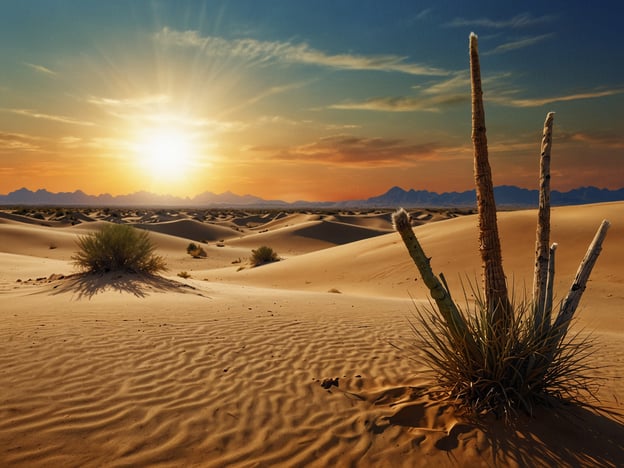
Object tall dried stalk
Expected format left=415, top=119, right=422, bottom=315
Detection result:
left=554, top=220, right=611, bottom=341
left=392, top=208, right=472, bottom=345
left=469, top=32, right=511, bottom=327
left=543, top=242, right=558, bottom=322
left=533, top=112, right=555, bottom=332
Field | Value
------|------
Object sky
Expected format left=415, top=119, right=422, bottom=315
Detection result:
left=0, top=0, right=622, bottom=202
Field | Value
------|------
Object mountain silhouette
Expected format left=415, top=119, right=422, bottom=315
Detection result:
left=1, top=186, right=623, bottom=208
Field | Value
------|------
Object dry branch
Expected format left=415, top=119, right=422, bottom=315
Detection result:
left=392, top=209, right=471, bottom=343
left=469, top=32, right=511, bottom=326
left=533, top=112, right=555, bottom=331
left=543, top=242, right=558, bottom=327
left=554, top=220, right=610, bottom=341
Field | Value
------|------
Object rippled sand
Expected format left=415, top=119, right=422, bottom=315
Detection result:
left=1, top=203, right=623, bottom=466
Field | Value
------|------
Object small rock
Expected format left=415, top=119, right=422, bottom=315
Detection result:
left=321, top=378, right=339, bottom=389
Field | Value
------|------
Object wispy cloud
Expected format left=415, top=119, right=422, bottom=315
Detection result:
left=484, top=33, right=554, bottom=55
left=562, top=131, right=624, bottom=149
left=0, top=132, right=41, bottom=152
left=154, top=27, right=449, bottom=76
left=256, top=115, right=359, bottom=131
left=491, top=88, right=624, bottom=107
left=23, top=62, right=57, bottom=76
left=223, top=81, right=312, bottom=117
left=88, top=93, right=245, bottom=132
left=328, top=70, right=517, bottom=113
left=87, top=94, right=170, bottom=109
left=414, top=8, right=433, bottom=21
left=329, top=94, right=468, bottom=112
left=447, top=13, right=556, bottom=29
left=251, top=134, right=440, bottom=166
left=6, top=108, right=94, bottom=126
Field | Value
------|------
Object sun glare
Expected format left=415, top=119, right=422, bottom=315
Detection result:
left=134, top=128, right=196, bottom=180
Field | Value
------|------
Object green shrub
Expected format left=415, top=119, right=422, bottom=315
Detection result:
left=186, top=242, right=207, bottom=258
left=250, top=246, right=279, bottom=267
left=72, top=224, right=166, bottom=274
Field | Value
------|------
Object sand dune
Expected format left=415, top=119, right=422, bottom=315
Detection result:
left=1, top=203, right=622, bottom=466
left=134, top=219, right=242, bottom=243
left=227, top=218, right=391, bottom=256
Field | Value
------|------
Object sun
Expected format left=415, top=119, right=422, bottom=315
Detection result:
left=133, top=128, right=196, bottom=180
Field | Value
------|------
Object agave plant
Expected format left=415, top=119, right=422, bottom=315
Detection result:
left=392, top=33, right=610, bottom=418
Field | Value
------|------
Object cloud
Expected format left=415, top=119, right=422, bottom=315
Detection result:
left=5, top=108, right=94, bottom=126
left=329, top=94, right=468, bottom=112
left=255, top=115, right=360, bottom=132
left=87, top=94, right=244, bottom=132
left=562, top=131, right=624, bottom=149
left=23, top=62, right=57, bottom=76
left=447, top=13, right=556, bottom=29
left=327, top=70, right=516, bottom=113
left=87, top=94, right=170, bottom=109
left=491, top=88, right=624, bottom=107
left=327, top=71, right=493, bottom=112
left=154, top=27, right=449, bottom=76
left=0, top=132, right=41, bottom=152
left=222, top=81, right=312, bottom=117
left=421, top=73, right=470, bottom=95
left=251, top=134, right=440, bottom=166
left=483, top=33, right=554, bottom=55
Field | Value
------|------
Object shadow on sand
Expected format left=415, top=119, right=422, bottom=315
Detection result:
left=475, top=404, right=624, bottom=467
left=382, top=393, right=624, bottom=466
left=48, top=272, right=204, bottom=300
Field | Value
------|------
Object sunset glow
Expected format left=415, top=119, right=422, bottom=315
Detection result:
left=134, top=128, right=198, bottom=181
left=0, top=1, right=622, bottom=202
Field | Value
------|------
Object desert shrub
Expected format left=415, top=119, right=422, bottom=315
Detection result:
left=72, top=224, right=166, bottom=274
left=177, top=271, right=191, bottom=279
left=250, top=246, right=280, bottom=266
left=186, top=242, right=207, bottom=258
left=410, top=284, right=597, bottom=419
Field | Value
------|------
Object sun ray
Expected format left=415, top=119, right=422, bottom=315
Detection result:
left=133, top=127, right=196, bottom=180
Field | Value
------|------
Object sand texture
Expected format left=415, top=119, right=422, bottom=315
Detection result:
left=1, top=204, right=623, bottom=467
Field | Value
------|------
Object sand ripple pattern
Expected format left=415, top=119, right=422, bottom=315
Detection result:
left=1, top=287, right=623, bottom=467
left=0, top=290, right=429, bottom=467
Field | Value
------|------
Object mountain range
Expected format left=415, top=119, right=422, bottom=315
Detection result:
left=1, top=186, right=624, bottom=208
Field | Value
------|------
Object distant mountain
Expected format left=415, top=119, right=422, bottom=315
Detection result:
left=0, top=188, right=290, bottom=208
left=1, top=186, right=623, bottom=208
left=359, top=185, right=624, bottom=208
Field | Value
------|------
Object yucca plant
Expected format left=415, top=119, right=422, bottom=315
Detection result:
left=408, top=283, right=599, bottom=418
left=392, top=33, right=610, bottom=419
left=73, top=223, right=166, bottom=274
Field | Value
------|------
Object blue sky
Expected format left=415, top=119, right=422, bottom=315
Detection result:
left=0, top=1, right=622, bottom=200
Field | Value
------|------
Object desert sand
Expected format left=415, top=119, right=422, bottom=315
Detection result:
left=0, top=204, right=622, bottom=467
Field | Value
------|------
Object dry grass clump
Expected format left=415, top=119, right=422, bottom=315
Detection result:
left=411, top=285, right=597, bottom=419
left=186, top=242, right=207, bottom=258
left=73, top=224, right=166, bottom=274
left=250, top=246, right=280, bottom=267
